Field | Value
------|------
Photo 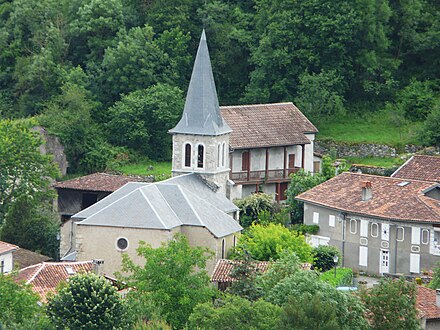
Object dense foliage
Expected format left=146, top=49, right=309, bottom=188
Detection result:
left=234, top=223, right=312, bottom=262
left=47, top=273, right=129, bottom=330
left=312, top=245, right=341, bottom=272
left=122, top=234, right=214, bottom=329
left=320, top=268, right=353, bottom=287
left=0, top=0, right=438, bottom=172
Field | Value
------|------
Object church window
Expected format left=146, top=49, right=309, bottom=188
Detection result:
left=222, top=142, right=226, bottom=167
left=217, top=144, right=221, bottom=167
left=116, top=237, right=129, bottom=251
left=184, top=144, right=191, bottom=167
left=197, top=145, right=204, bottom=168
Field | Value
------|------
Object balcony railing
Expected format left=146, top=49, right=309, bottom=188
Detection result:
left=230, top=167, right=300, bottom=183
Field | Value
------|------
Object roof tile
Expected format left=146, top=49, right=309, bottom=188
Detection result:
left=417, top=286, right=440, bottom=319
left=392, top=155, right=440, bottom=183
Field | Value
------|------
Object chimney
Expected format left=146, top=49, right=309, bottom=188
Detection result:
left=361, top=181, right=373, bottom=201
left=436, top=289, right=440, bottom=308
left=92, top=259, right=104, bottom=276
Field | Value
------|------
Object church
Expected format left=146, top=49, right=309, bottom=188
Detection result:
left=60, top=30, right=317, bottom=276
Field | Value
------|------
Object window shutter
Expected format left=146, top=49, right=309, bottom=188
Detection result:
left=410, top=253, right=420, bottom=273
left=359, top=246, right=368, bottom=266
left=360, top=220, right=369, bottom=237
left=411, top=227, right=421, bottom=245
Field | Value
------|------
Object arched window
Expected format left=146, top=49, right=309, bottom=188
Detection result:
left=217, top=144, right=221, bottom=167
left=222, top=142, right=226, bottom=167
left=197, top=145, right=204, bottom=168
left=184, top=144, right=191, bottom=167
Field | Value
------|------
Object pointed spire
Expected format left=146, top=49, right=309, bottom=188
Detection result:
left=169, top=29, right=231, bottom=136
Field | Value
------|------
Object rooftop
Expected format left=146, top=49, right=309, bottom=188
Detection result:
left=296, top=172, right=440, bottom=223
left=417, top=286, right=440, bottom=320
left=54, top=173, right=151, bottom=193
left=13, top=248, right=51, bottom=269
left=16, top=261, right=94, bottom=302
left=221, top=102, right=318, bottom=149
left=0, top=241, right=18, bottom=256
left=392, top=155, right=440, bottom=183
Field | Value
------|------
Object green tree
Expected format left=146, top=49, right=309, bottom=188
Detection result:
left=429, top=263, right=440, bottom=289
left=419, top=102, right=440, bottom=147
left=235, top=223, right=312, bottom=262
left=47, top=273, right=129, bottom=330
left=189, top=294, right=281, bottom=330
left=265, top=270, right=368, bottom=329
left=0, top=274, right=40, bottom=325
left=312, top=245, right=341, bottom=272
left=279, top=293, right=339, bottom=330
left=295, top=70, right=346, bottom=124
left=1, top=197, right=60, bottom=259
left=122, top=234, right=214, bottom=329
left=106, top=83, right=184, bottom=160
left=361, top=278, right=421, bottom=330
left=286, top=169, right=327, bottom=223
left=234, top=193, right=275, bottom=228
left=0, top=119, right=58, bottom=224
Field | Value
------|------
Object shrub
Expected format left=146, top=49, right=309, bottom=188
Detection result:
left=291, top=224, right=320, bottom=235
left=234, top=193, right=275, bottom=228
left=320, top=268, right=353, bottom=287
left=312, top=245, right=341, bottom=272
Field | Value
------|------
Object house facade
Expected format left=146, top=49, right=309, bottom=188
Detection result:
left=297, top=172, right=440, bottom=275
left=0, top=241, right=18, bottom=274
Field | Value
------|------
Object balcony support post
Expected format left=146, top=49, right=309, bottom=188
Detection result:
left=283, top=146, right=287, bottom=178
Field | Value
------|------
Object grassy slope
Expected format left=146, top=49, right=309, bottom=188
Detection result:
left=317, top=111, right=419, bottom=146
left=113, top=160, right=172, bottom=180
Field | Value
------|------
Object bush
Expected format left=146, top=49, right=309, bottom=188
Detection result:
left=312, top=245, right=341, bottom=272
left=320, top=268, right=353, bottom=287
left=234, top=193, right=275, bottom=228
left=291, top=224, right=320, bottom=235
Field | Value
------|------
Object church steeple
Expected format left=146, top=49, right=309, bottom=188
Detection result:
left=169, top=30, right=231, bottom=136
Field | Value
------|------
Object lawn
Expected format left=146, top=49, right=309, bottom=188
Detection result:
left=113, top=160, right=172, bottom=181
left=317, top=111, right=419, bottom=146
left=344, top=156, right=404, bottom=168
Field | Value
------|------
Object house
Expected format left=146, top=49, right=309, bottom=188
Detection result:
left=392, top=155, right=440, bottom=183
left=54, top=172, right=152, bottom=222
left=220, top=102, right=319, bottom=201
left=417, top=286, right=440, bottom=329
left=296, top=172, right=440, bottom=275
left=0, top=241, right=19, bottom=274
left=16, top=261, right=95, bottom=302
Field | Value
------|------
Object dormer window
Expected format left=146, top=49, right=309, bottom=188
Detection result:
left=197, top=145, right=204, bottom=168
left=184, top=144, right=191, bottom=167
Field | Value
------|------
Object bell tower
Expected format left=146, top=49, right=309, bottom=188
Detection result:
left=169, top=30, right=232, bottom=194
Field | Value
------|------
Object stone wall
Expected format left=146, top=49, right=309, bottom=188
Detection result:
left=315, top=140, right=398, bottom=158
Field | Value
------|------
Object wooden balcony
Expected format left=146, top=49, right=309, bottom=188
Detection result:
left=230, top=167, right=301, bottom=184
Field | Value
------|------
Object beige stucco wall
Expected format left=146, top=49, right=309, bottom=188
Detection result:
left=75, top=225, right=180, bottom=276
left=180, top=226, right=238, bottom=274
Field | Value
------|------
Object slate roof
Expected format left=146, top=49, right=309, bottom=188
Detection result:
left=220, top=102, right=318, bottom=149
left=16, top=261, right=94, bottom=302
left=169, top=30, right=231, bottom=136
left=75, top=174, right=242, bottom=238
left=54, top=173, right=151, bottom=192
left=0, top=241, right=18, bottom=256
left=296, top=172, right=440, bottom=223
left=392, top=155, right=440, bottom=183
left=417, top=286, right=440, bottom=320
left=211, top=259, right=312, bottom=282
left=13, top=248, right=51, bottom=269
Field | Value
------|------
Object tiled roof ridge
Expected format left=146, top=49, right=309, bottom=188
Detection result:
left=413, top=154, right=440, bottom=159
left=25, top=263, right=45, bottom=284
left=343, top=171, right=439, bottom=185
left=220, top=102, right=293, bottom=109
left=418, top=195, right=440, bottom=218
left=0, top=241, right=19, bottom=254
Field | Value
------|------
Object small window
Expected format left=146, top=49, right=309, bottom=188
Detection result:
left=65, top=266, right=75, bottom=275
left=197, top=145, right=204, bottom=168
left=397, top=227, right=405, bottom=242
left=313, top=212, right=319, bottom=224
left=350, top=219, right=357, bottom=234
left=329, top=215, right=335, bottom=227
left=116, top=237, right=129, bottom=251
left=184, top=144, right=192, bottom=167
left=217, top=144, right=221, bottom=167
left=422, top=229, right=430, bottom=245
left=221, top=239, right=225, bottom=259
left=411, top=227, right=421, bottom=245
left=371, top=223, right=379, bottom=237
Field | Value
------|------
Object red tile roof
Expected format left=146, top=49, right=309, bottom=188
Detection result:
left=210, top=259, right=312, bottom=282
left=54, top=173, right=151, bottom=192
left=417, top=286, right=440, bottom=319
left=392, top=155, right=440, bottom=183
left=220, top=102, right=318, bottom=149
left=16, top=261, right=94, bottom=302
left=296, top=172, right=440, bottom=223
left=0, top=241, right=18, bottom=255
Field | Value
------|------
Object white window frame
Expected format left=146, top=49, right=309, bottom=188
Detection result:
left=313, top=212, right=319, bottom=224
left=371, top=223, right=379, bottom=237
left=217, top=143, right=221, bottom=168
left=329, top=215, right=335, bottom=227
left=396, top=227, right=405, bottom=242
left=360, top=220, right=368, bottom=237
left=115, top=237, right=129, bottom=252
left=196, top=143, right=205, bottom=169
left=350, top=219, right=357, bottom=234
left=381, top=223, right=390, bottom=241
left=411, top=227, right=421, bottom=245
left=222, top=142, right=226, bottom=167
left=422, top=229, right=430, bottom=245
left=183, top=142, right=193, bottom=168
